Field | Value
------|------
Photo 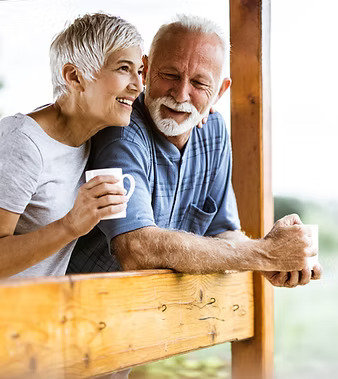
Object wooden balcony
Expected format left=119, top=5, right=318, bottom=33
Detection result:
left=0, top=0, right=273, bottom=378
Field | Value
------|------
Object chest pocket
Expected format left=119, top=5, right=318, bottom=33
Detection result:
left=179, top=195, right=217, bottom=236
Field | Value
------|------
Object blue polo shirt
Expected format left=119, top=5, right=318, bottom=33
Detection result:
left=90, top=93, right=240, bottom=242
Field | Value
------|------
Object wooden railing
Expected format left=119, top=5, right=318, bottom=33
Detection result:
left=0, top=0, right=273, bottom=378
left=0, top=270, right=253, bottom=378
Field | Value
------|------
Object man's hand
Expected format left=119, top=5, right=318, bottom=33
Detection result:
left=197, top=107, right=215, bottom=128
left=260, top=214, right=317, bottom=272
left=261, top=262, right=322, bottom=287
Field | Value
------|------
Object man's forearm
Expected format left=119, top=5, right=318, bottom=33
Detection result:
left=215, top=229, right=250, bottom=242
left=113, top=214, right=315, bottom=274
left=113, top=226, right=274, bottom=274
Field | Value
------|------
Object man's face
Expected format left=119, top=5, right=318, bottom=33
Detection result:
left=144, top=29, right=227, bottom=137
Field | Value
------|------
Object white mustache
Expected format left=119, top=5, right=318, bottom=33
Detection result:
left=160, top=97, right=196, bottom=113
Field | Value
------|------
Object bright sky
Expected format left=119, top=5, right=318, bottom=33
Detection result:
left=0, top=0, right=336, bottom=201
left=271, top=0, right=338, bottom=200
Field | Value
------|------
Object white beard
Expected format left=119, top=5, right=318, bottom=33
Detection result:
left=145, top=92, right=207, bottom=137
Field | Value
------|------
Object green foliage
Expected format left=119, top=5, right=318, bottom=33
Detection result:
left=130, top=354, right=230, bottom=379
left=274, top=196, right=338, bottom=255
left=274, top=256, right=338, bottom=378
left=274, top=196, right=305, bottom=221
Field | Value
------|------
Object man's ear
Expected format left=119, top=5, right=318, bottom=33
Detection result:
left=62, top=64, right=85, bottom=92
left=142, top=55, right=149, bottom=86
left=213, top=77, right=232, bottom=104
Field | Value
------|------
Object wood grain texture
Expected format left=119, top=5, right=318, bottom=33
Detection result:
left=0, top=270, right=253, bottom=378
left=229, top=0, right=274, bottom=378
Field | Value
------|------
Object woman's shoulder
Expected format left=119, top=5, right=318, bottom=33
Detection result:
left=0, top=114, right=44, bottom=161
left=0, top=113, right=38, bottom=139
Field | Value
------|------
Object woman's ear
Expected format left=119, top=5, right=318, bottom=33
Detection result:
left=62, top=64, right=85, bottom=92
left=142, top=55, right=149, bottom=86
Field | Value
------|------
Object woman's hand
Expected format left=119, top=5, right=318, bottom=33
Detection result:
left=62, top=175, right=128, bottom=239
left=197, top=107, right=216, bottom=128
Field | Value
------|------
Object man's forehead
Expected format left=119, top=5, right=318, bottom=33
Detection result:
left=151, top=31, right=224, bottom=76
left=160, top=28, right=218, bottom=46
left=153, top=30, right=223, bottom=58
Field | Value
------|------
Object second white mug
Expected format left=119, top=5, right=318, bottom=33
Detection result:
left=304, top=224, right=319, bottom=270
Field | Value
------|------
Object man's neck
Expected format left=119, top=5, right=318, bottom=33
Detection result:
left=164, top=131, right=192, bottom=151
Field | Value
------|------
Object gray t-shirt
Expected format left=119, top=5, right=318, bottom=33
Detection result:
left=0, top=113, right=90, bottom=277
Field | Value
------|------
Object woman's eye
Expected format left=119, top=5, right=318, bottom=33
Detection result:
left=119, top=66, right=129, bottom=72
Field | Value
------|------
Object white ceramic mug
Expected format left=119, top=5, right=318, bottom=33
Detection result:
left=85, top=168, right=135, bottom=219
left=304, top=224, right=319, bottom=269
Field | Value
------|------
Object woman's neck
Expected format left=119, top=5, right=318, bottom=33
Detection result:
left=28, top=98, right=104, bottom=147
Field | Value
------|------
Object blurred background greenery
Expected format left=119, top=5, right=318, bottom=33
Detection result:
left=130, top=196, right=338, bottom=379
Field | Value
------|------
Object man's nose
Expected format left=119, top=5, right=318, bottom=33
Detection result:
left=171, top=79, right=191, bottom=103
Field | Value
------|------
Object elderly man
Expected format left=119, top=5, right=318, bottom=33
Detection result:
left=68, top=15, right=321, bottom=288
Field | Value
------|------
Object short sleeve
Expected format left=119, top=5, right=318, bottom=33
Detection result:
left=0, top=132, right=42, bottom=213
left=90, top=129, right=156, bottom=241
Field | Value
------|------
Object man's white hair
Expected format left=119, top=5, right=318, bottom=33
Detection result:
left=50, top=13, right=143, bottom=99
left=148, top=14, right=230, bottom=71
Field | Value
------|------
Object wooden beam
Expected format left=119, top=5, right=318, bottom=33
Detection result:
left=0, top=270, right=253, bottom=378
left=229, top=0, right=274, bottom=378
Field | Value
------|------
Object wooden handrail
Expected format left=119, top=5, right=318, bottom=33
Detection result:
left=0, top=270, right=253, bottom=379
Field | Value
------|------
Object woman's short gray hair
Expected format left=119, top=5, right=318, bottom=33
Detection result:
left=50, top=13, right=143, bottom=99
left=148, top=14, right=229, bottom=70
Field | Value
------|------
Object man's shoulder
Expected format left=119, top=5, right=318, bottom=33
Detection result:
left=200, top=111, right=229, bottom=139
left=205, top=110, right=227, bottom=127
left=92, top=106, right=151, bottom=149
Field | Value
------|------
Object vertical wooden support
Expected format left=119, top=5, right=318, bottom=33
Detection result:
left=229, top=1, right=274, bottom=379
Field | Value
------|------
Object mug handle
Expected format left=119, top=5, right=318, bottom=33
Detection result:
left=122, top=174, right=135, bottom=200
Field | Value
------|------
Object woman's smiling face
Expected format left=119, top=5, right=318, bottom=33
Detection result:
left=82, top=45, right=143, bottom=127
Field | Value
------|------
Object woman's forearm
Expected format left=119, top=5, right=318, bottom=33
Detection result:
left=0, top=218, right=75, bottom=278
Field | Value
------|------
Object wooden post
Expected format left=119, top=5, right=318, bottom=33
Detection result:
left=230, top=0, right=274, bottom=379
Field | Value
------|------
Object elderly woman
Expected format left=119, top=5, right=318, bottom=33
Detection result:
left=0, top=13, right=143, bottom=278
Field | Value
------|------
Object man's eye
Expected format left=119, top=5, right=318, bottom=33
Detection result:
left=138, top=69, right=143, bottom=76
left=119, top=66, right=129, bottom=72
left=192, top=80, right=207, bottom=88
left=161, top=73, right=179, bottom=80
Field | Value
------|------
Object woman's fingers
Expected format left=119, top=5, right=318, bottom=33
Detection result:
left=98, top=203, right=127, bottom=219
left=85, top=175, right=121, bottom=189
left=96, top=194, right=128, bottom=208
left=91, top=182, right=126, bottom=198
